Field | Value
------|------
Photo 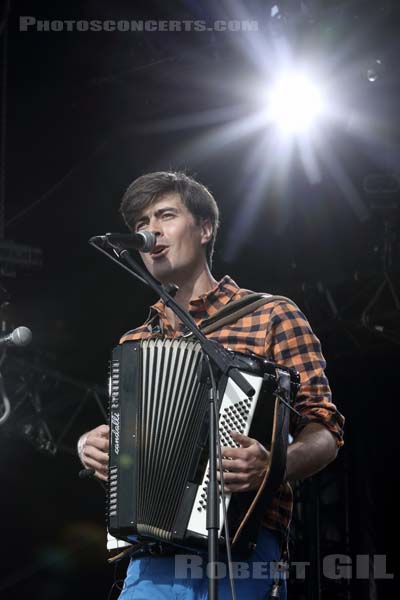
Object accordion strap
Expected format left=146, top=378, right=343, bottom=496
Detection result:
left=199, top=293, right=293, bottom=335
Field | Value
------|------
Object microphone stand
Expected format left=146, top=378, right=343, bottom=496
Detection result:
left=89, top=237, right=255, bottom=600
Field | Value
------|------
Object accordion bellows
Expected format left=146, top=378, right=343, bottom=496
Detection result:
left=107, top=338, right=298, bottom=551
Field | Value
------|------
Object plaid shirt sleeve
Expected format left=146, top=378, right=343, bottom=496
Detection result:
left=265, top=300, right=344, bottom=447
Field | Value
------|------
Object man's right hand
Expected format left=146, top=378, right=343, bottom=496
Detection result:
left=77, top=424, right=109, bottom=482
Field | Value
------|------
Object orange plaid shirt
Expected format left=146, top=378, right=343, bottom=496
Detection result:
left=120, top=275, right=344, bottom=540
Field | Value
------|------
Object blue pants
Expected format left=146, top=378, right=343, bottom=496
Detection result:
left=118, top=528, right=287, bottom=599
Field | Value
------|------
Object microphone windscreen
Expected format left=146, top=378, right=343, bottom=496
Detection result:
left=12, top=326, right=32, bottom=347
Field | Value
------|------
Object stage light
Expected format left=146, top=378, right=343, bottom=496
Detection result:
left=266, top=72, right=324, bottom=134
left=366, top=58, right=384, bottom=83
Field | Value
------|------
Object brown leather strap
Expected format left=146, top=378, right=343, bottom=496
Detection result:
left=199, top=294, right=293, bottom=335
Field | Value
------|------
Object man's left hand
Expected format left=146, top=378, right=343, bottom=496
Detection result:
left=218, top=431, right=270, bottom=493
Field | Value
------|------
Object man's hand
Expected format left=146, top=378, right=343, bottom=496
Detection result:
left=217, top=431, right=270, bottom=493
left=77, top=424, right=109, bottom=482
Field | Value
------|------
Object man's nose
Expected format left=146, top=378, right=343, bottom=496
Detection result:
left=148, top=217, right=162, bottom=237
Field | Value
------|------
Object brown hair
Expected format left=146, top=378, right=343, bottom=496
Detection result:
left=120, top=171, right=220, bottom=266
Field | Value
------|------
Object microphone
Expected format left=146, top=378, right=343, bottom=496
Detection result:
left=0, top=326, right=32, bottom=348
left=89, top=231, right=156, bottom=253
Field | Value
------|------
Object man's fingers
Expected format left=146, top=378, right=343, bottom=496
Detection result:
left=77, top=425, right=109, bottom=475
left=97, top=424, right=109, bottom=437
left=222, top=482, right=250, bottom=493
left=83, top=457, right=108, bottom=481
left=229, top=431, right=255, bottom=447
left=220, top=446, right=246, bottom=460
left=83, top=446, right=109, bottom=465
left=217, top=472, right=250, bottom=493
left=220, top=458, right=248, bottom=473
left=84, top=457, right=107, bottom=472
left=217, top=435, right=271, bottom=493
left=86, top=435, right=109, bottom=452
left=218, top=470, right=247, bottom=484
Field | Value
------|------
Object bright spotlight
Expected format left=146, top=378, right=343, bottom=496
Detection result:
left=267, top=72, right=324, bottom=134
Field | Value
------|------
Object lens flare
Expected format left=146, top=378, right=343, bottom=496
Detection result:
left=267, top=73, right=324, bottom=134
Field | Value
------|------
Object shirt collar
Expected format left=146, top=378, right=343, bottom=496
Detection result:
left=146, top=275, right=240, bottom=327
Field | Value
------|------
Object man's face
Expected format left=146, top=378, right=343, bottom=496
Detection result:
left=134, top=193, right=212, bottom=283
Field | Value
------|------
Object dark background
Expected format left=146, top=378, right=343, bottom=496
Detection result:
left=0, top=1, right=399, bottom=598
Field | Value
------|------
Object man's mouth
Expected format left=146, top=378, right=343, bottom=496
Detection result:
left=150, top=246, right=168, bottom=258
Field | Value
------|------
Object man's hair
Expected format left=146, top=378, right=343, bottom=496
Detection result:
left=120, top=171, right=220, bottom=267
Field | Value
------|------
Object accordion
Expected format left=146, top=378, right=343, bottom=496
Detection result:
left=107, top=338, right=299, bottom=552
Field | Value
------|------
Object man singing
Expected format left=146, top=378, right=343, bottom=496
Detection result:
left=78, top=171, right=344, bottom=599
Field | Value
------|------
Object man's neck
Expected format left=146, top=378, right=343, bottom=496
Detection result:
left=164, top=265, right=218, bottom=330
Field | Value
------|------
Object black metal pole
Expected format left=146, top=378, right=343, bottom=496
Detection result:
left=207, top=384, right=219, bottom=600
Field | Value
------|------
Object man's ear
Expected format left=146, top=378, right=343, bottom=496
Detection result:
left=200, top=218, right=213, bottom=246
